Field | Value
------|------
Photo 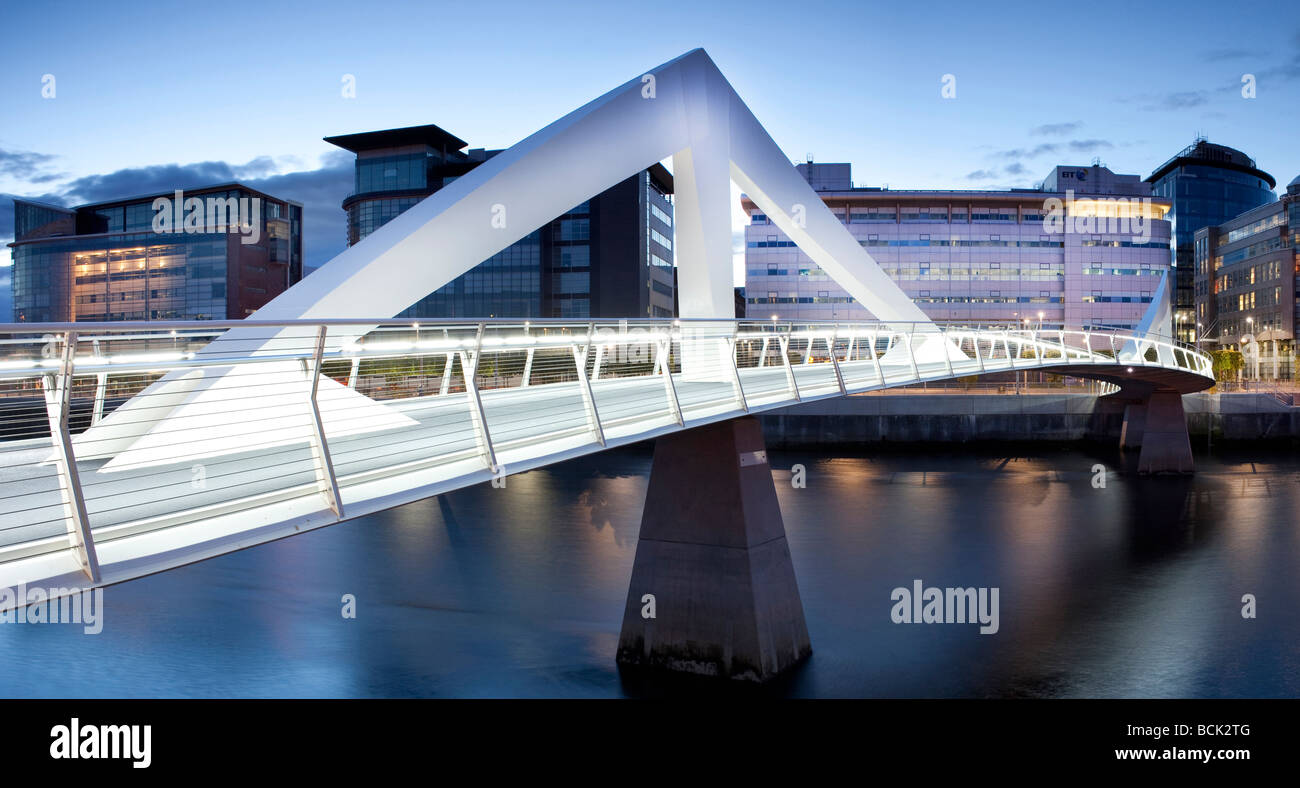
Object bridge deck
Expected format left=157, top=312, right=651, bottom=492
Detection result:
left=0, top=322, right=1213, bottom=598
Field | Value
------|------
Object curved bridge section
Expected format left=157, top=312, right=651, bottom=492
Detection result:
left=0, top=319, right=1210, bottom=594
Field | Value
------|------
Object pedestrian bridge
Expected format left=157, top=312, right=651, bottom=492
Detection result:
left=0, top=45, right=1215, bottom=637
left=0, top=318, right=1212, bottom=594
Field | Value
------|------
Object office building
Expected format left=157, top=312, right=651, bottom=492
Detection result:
left=325, top=124, right=676, bottom=319
left=1193, top=174, right=1300, bottom=379
left=1146, top=139, right=1277, bottom=341
left=745, top=162, right=1171, bottom=331
left=9, top=184, right=303, bottom=323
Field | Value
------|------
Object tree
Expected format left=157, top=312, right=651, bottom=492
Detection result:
left=1211, top=349, right=1243, bottom=383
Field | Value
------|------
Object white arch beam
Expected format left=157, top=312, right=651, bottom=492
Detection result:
left=75, top=48, right=937, bottom=467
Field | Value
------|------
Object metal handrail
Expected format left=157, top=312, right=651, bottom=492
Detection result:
left=0, top=318, right=1213, bottom=594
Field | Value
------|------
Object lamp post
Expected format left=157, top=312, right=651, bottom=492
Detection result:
left=1245, top=316, right=1256, bottom=382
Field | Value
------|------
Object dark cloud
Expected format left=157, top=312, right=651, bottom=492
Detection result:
left=5, top=153, right=354, bottom=272
left=241, top=152, right=353, bottom=270
left=1067, top=139, right=1113, bottom=151
left=0, top=269, right=10, bottom=322
left=1256, top=49, right=1300, bottom=82
left=0, top=148, right=60, bottom=180
left=965, top=169, right=1000, bottom=181
left=1161, top=91, right=1209, bottom=109
left=1202, top=47, right=1252, bottom=62
left=1004, top=162, right=1028, bottom=175
left=0, top=196, right=15, bottom=242
left=1030, top=122, right=1081, bottom=136
left=1134, top=33, right=1300, bottom=111
left=993, top=138, right=1112, bottom=160
left=61, top=158, right=265, bottom=205
left=993, top=142, right=1060, bottom=159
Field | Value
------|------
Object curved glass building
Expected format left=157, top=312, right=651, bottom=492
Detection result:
left=1146, top=139, right=1276, bottom=341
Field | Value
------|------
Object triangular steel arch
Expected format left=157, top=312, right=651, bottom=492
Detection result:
left=74, top=49, right=940, bottom=467
left=218, top=48, right=930, bottom=356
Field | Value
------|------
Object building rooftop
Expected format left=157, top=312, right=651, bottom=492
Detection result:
left=324, top=123, right=469, bottom=154
left=75, top=182, right=300, bottom=211
left=1145, top=139, right=1275, bottom=188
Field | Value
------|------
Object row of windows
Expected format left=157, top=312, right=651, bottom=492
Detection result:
left=1080, top=240, right=1170, bottom=249
left=558, top=218, right=590, bottom=241
left=1082, top=267, right=1164, bottom=276
left=1214, top=259, right=1286, bottom=293
left=349, top=197, right=423, bottom=243
left=751, top=209, right=1117, bottom=225
left=753, top=262, right=1064, bottom=275
left=1080, top=295, right=1154, bottom=303
left=1223, top=211, right=1285, bottom=244
left=355, top=153, right=428, bottom=195
left=1215, top=235, right=1287, bottom=268
left=650, top=203, right=672, bottom=228
left=749, top=294, right=1067, bottom=305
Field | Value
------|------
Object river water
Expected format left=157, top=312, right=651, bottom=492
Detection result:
left=2, top=444, right=1297, bottom=698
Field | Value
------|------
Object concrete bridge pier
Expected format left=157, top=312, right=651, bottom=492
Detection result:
left=616, top=416, right=811, bottom=681
left=1120, top=402, right=1146, bottom=449
left=1117, top=388, right=1194, bottom=474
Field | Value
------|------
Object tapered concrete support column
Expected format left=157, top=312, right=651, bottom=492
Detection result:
left=617, top=416, right=811, bottom=681
left=1137, top=391, right=1194, bottom=474
left=1119, top=403, right=1146, bottom=449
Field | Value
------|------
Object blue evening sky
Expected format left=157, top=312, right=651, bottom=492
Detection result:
left=1, top=0, right=1297, bottom=315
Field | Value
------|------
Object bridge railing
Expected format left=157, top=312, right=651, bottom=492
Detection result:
left=0, top=318, right=1211, bottom=585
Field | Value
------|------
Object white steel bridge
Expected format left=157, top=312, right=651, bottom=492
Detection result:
left=0, top=48, right=1215, bottom=602
left=0, top=318, right=1212, bottom=595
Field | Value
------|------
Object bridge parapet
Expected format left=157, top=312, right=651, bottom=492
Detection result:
left=0, top=317, right=1212, bottom=596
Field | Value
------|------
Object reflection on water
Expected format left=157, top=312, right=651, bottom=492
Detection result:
left=2, top=443, right=1297, bottom=698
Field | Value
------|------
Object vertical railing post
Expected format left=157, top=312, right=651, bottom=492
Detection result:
left=780, top=325, right=801, bottom=401
left=656, top=330, right=683, bottom=426
left=829, top=323, right=847, bottom=395
left=572, top=322, right=606, bottom=446
left=941, top=325, right=955, bottom=378
left=725, top=322, right=749, bottom=412
left=346, top=355, right=361, bottom=389
left=42, top=331, right=100, bottom=583
left=346, top=337, right=362, bottom=389
left=522, top=344, right=535, bottom=388
left=306, top=325, right=343, bottom=517
left=521, top=322, right=534, bottom=388
left=460, top=323, right=500, bottom=473
left=90, top=339, right=107, bottom=426
left=439, top=352, right=455, bottom=396
left=868, top=329, right=884, bottom=385
left=974, top=329, right=986, bottom=373
left=905, top=324, right=920, bottom=381
left=758, top=335, right=769, bottom=368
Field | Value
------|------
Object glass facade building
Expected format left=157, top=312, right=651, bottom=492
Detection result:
left=1146, top=139, right=1276, bottom=342
left=325, top=124, right=675, bottom=320
left=1193, top=175, right=1300, bottom=379
left=746, top=163, right=1172, bottom=332
left=8, top=185, right=303, bottom=323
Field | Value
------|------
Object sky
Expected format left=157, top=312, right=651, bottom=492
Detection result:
left=2, top=0, right=1298, bottom=319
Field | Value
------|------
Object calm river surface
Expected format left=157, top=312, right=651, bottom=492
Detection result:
left=3, top=444, right=1297, bottom=698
